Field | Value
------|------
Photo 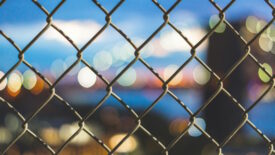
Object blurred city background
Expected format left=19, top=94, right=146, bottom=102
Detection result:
left=0, top=0, right=275, bottom=155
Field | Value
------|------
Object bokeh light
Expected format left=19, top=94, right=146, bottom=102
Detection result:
left=188, top=117, right=206, bottom=137
left=246, top=16, right=258, bottom=34
left=41, top=127, right=61, bottom=146
left=112, top=42, right=134, bottom=65
left=65, top=56, right=81, bottom=76
left=77, top=67, right=97, bottom=88
left=7, top=71, right=23, bottom=93
left=117, top=67, right=136, bottom=87
left=5, top=113, right=20, bottom=132
left=50, top=59, right=67, bottom=78
left=256, top=20, right=267, bottom=34
left=209, top=15, right=226, bottom=33
left=135, top=38, right=154, bottom=58
left=109, top=133, right=138, bottom=153
left=59, top=123, right=90, bottom=145
left=193, top=65, right=211, bottom=85
left=259, top=35, right=273, bottom=52
left=258, top=63, right=273, bottom=83
left=268, top=25, right=275, bottom=41
left=93, top=51, right=113, bottom=71
left=7, top=88, right=21, bottom=97
left=163, top=64, right=183, bottom=86
left=23, top=70, right=37, bottom=90
left=0, top=127, right=12, bottom=144
left=272, top=46, right=275, bottom=55
left=30, top=77, right=44, bottom=95
left=169, top=118, right=188, bottom=136
left=0, top=71, right=8, bottom=91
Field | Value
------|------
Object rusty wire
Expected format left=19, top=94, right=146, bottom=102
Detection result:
left=0, top=0, right=275, bottom=154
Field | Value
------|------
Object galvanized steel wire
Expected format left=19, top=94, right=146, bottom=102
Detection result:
left=0, top=0, right=275, bottom=154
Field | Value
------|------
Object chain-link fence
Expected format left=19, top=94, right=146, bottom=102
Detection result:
left=0, top=0, right=275, bottom=154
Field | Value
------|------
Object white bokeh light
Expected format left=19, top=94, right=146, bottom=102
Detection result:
left=93, top=51, right=112, bottom=71
left=246, top=16, right=258, bottom=34
left=8, top=71, right=23, bottom=93
left=163, top=64, right=183, bottom=86
left=268, top=25, right=275, bottom=42
left=50, top=59, right=67, bottom=78
left=77, top=67, right=97, bottom=88
left=135, top=38, right=154, bottom=58
left=209, top=15, right=226, bottom=33
left=193, top=65, right=211, bottom=85
left=23, top=70, right=37, bottom=90
left=259, top=35, right=273, bottom=52
left=188, top=117, right=206, bottom=137
left=59, top=123, right=90, bottom=145
left=65, top=56, right=81, bottom=76
left=117, top=67, right=136, bottom=87
left=112, top=42, right=134, bottom=64
left=109, top=133, right=138, bottom=153
left=256, top=20, right=267, bottom=33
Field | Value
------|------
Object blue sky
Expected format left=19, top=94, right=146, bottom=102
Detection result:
left=0, top=0, right=272, bottom=23
left=0, top=0, right=273, bottom=73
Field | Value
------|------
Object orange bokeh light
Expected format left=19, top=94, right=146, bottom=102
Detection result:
left=31, top=77, right=44, bottom=95
left=7, top=87, right=20, bottom=97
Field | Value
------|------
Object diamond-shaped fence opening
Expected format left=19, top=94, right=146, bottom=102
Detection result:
left=0, top=0, right=275, bottom=155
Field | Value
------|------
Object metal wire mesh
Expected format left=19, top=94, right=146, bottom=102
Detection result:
left=0, top=0, right=275, bottom=154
